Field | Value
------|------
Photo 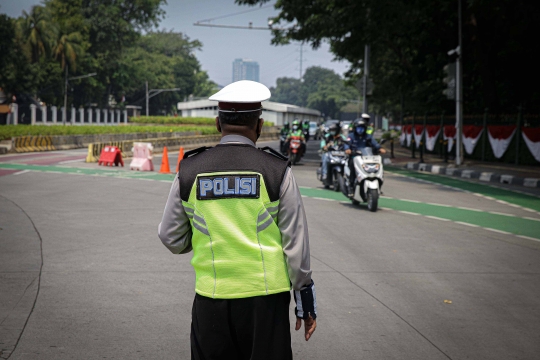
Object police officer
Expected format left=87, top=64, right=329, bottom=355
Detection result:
left=158, top=80, right=317, bottom=360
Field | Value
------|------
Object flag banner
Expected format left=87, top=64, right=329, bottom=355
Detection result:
left=488, top=125, right=516, bottom=159
left=413, top=125, right=424, bottom=148
left=462, top=125, right=484, bottom=155
left=443, top=125, right=456, bottom=152
left=522, top=127, right=540, bottom=163
left=425, top=125, right=441, bottom=151
left=399, top=129, right=406, bottom=145
left=403, top=125, right=412, bottom=147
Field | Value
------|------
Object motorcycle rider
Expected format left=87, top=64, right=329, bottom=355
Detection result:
left=302, top=120, right=310, bottom=141
left=280, top=121, right=290, bottom=154
left=344, top=114, right=386, bottom=197
left=285, top=119, right=306, bottom=157
left=320, top=123, right=346, bottom=180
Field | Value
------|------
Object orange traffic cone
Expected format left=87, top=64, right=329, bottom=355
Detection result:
left=159, top=146, right=171, bottom=174
left=176, top=147, right=184, bottom=173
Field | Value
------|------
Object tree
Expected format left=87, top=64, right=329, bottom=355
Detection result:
left=271, top=66, right=359, bottom=118
left=19, top=5, right=57, bottom=63
left=237, top=0, right=540, bottom=115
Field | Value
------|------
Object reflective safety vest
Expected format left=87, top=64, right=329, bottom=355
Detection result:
left=179, top=144, right=291, bottom=299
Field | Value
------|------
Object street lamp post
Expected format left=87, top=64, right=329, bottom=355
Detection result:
left=145, top=83, right=181, bottom=117
left=63, top=70, right=97, bottom=125
left=455, top=0, right=463, bottom=165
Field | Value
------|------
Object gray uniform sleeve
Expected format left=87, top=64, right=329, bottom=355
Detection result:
left=278, top=167, right=312, bottom=290
left=158, top=176, right=193, bottom=254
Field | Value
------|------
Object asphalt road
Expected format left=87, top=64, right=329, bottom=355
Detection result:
left=1, top=139, right=540, bottom=359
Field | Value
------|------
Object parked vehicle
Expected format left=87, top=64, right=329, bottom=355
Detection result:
left=340, top=147, right=384, bottom=211
left=309, top=121, right=318, bottom=138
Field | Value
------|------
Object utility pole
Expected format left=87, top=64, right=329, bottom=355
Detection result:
left=362, top=44, right=370, bottom=114
left=146, top=81, right=149, bottom=117
left=63, top=64, right=68, bottom=125
left=455, top=0, right=463, bottom=166
left=299, top=43, right=303, bottom=80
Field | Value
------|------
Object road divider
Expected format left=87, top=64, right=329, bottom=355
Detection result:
left=14, top=136, right=55, bottom=152
left=85, top=131, right=279, bottom=163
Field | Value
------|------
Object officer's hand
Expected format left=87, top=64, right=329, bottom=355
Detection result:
left=380, top=148, right=387, bottom=154
left=345, top=149, right=352, bottom=155
left=295, top=315, right=317, bottom=341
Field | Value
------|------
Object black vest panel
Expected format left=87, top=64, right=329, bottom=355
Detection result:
left=179, top=144, right=290, bottom=202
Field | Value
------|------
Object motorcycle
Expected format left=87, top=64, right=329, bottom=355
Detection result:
left=316, top=144, right=346, bottom=191
left=288, top=135, right=303, bottom=165
left=340, top=147, right=384, bottom=212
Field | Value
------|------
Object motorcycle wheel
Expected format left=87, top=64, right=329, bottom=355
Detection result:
left=367, top=189, right=379, bottom=212
left=339, top=175, right=348, bottom=198
left=334, top=173, right=342, bottom=192
left=290, top=153, right=297, bottom=165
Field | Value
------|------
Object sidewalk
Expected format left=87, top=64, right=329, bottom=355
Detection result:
left=385, top=144, right=540, bottom=188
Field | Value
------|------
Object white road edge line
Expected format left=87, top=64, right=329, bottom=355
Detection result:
left=13, top=170, right=31, bottom=175
left=387, top=170, right=540, bottom=215
left=425, top=216, right=450, bottom=221
left=57, top=158, right=86, bottom=164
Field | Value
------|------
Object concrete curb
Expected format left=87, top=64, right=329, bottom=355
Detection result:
left=403, top=162, right=540, bottom=188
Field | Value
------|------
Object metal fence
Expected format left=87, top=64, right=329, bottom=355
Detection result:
left=3, top=104, right=128, bottom=126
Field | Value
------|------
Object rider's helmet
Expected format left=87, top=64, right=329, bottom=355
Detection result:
left=328, top=123, right=340, bottom=136
left=283, top=121, right=290, bottom=129
left=354, top=118, right=367, bottom=136
left=292, top=119, right=300, bottom=131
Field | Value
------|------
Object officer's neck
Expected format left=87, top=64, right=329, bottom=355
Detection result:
left=220, top=128, right=258, bottom=144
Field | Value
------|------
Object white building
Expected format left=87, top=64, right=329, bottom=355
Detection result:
left=177, top=100, right=321, bottom=126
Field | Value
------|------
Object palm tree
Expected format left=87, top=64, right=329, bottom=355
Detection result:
left=19, top=5, right=57, bottom=63
left=52, top=31, right=84, bottom=73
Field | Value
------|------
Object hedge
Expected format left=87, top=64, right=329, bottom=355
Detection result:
left=0, top=125, right=219, bottom=141
left=130, top=116, right=275, bottom=126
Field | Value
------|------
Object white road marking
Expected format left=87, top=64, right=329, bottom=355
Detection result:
left=57, top=158, right=86, bottom=164
left=454, top=221, right=479, bottom=227
left=486, top=228, right=511, bottom=235
left=399, top=211, right=420, bottom=216
left=425, top=216, right=450, bottom=221
left=13, top=170, right=30, bottom=175
left=517, top=235, right=540, bottom=243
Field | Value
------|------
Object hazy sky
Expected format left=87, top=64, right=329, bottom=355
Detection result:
left=1, top=0, right=350, bottom=88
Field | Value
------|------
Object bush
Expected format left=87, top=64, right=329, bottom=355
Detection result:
left=0, top=125, right=219, bottom=140
left=130, top=116, right=275, bottom=126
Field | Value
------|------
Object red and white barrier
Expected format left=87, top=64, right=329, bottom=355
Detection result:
left=521, top=127, right=540, bottom=162
left=98, top=146, right=124, bottom=167
left=462, top=125, right=483, bottom=155
left=130, top=142, right=154, bottom=171
left=488, top=125, right=516, bottom=159
left=425, top=125, right=441, bottom=151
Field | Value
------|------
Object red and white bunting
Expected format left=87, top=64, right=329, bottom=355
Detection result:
left=522, top=127, right=540, bottom=162
left=425, top=125, right=441, bottom=151
left=413, top=125, right=424, bottom=148
left=399, top=129, right=406, bottom=145
left=488, top=125, right=516, bottom=159
left=402, top=125, right=412, bottom=147
left=462, top=125, right=483, bottom=155
left=443, top=125, right=456, bottom=152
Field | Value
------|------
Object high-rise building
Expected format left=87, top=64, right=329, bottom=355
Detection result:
left=232, top=59, right=260, bottom=82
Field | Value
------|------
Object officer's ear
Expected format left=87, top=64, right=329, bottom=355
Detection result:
left=256, top=118, right=264, bottom=140
left=215, top=117, right=222, bottom=133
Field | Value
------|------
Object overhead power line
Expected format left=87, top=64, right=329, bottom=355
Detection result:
left=196, top=4, right=274, bottom=24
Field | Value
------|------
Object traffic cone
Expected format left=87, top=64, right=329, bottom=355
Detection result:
left=159, top=146, right=171, bottom=174
left=176, top=147, right=184, bottom=173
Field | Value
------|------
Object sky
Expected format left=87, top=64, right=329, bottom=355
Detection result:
left=0, top=0, right=351, bottom=88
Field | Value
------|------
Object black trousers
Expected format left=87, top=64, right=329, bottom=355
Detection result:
left=191, top=292, right=292, bottom=360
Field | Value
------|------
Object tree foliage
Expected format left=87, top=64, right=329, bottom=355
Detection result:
left=271, top=66, right=359, bottom=118
left=237, top=0, right=540, bottom=115
left=0, top=0, right=216, bottom=115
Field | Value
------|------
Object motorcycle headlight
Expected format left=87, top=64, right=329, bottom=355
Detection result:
left=362, top=163, right=380, bottom=173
